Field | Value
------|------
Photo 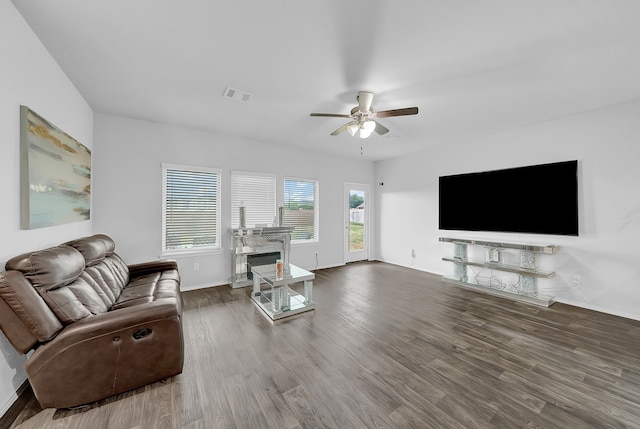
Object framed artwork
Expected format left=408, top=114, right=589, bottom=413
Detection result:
left=20, top=106, right=91, bottom=229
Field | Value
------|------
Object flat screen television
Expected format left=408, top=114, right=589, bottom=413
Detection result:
left=439, top=160, right=578, bottom=236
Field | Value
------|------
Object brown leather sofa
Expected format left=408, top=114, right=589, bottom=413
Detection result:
left=0, top=234, right=184, bottom=409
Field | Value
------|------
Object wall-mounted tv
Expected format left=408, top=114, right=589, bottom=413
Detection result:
left=439, top=160, right=578, bottom=236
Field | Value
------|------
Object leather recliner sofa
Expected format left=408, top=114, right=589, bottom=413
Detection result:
left=0, top=234, right=184, bottom=409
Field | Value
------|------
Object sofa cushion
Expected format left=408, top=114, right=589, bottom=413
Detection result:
left=111, top=269, right=180, bottom=310
left=66, top=277, right=109, bottom=315
left=81, top=254, right=130, bottom=305
left=65, top=234, right=116, bottom=267
left=5, top=245, right=85, bottom=291
left=42, top=254, right=133, bottom=320
left=39, top=285, right=93, bottom=324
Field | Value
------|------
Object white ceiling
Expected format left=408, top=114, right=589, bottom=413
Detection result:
left=12, top=0, right=640, bottom=161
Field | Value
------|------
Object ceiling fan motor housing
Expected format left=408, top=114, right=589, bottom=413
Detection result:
left=350, top=106, right=375, bottom=124
left=357, top=91, right=374, bottom=113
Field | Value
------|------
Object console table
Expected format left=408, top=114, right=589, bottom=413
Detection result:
left=251, top=263, right=315, bottom=320
left=439, top=237, right=559, bottom=307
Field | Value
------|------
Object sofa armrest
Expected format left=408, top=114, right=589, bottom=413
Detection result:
left=128, top=260, right=177, bottom=277
left=25, top=298, right=183, bottom=408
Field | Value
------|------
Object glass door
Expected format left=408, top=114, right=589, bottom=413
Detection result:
left=344, top=183, right=369, bottom=263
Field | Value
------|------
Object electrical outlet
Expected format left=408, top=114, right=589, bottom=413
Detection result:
left=193, top=263, right=200, bottom=271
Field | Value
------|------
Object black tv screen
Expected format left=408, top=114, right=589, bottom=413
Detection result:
left=439, top=160, right=578, bottom=236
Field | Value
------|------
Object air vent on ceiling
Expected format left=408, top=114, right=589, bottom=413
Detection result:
left=223, top=86, right=253, bottom=102
left=381, top=134, right=399, bottom=141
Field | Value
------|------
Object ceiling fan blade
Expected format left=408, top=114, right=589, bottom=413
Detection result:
left=374, top=121, right=389, bottom=135
left=375, top=107, right=419, bottom=118
left=357, top=91, right=374, bottom=112
left=310, top=113, right=352, bottom=118
left=330, top=121, right=357, bottom=136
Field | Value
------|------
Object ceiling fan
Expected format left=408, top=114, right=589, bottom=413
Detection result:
left=310, top=91, right=418, bottom=139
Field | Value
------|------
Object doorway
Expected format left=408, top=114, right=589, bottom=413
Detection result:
left=344, top=183, right=369, bottom=263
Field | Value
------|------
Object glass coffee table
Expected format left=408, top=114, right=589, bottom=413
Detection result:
left=251, top=263, right=315, bottom=320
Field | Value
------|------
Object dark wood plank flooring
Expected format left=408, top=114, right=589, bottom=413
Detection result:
left=8, top=261, right=640, bottom=428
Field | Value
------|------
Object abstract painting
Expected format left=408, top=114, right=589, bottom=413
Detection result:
left=20, top=106, right=91, bottom=229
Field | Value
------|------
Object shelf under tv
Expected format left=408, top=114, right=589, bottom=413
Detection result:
left=439, top=237, right=560, bottom=254
left=441, top=257, right=555, bottom=278
left=442, top=276, right=555, bottom=307
left=440, top=237, right=559, bottom=308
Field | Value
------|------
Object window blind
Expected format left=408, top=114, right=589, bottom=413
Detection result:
left=162, top=165, right=221, bottom=252
left=231, top=173, right=276, bottom=228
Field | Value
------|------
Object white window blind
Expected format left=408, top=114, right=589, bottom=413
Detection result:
left=231, top=172, right=276, bottom=228
left=162, top=164, right=221, bottom=252
left=284, top=177, right=318, bottom=241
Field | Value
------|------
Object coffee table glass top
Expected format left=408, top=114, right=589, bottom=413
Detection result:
left=250, top=264, right=314, bottom=286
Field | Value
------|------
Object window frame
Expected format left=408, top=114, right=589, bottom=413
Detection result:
left=161, top=163, right=222, bottom=256
left=283, top=176, right=319, bottom=244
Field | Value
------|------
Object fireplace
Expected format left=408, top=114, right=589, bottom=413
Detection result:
left=229, top=226, right=293, bottom=288
left=246, top=251, right=281, bottom=280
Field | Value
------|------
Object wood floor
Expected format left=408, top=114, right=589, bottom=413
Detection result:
left=8, top=261, right=640, bottom=428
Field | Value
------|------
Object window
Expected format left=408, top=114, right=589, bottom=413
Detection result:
left=231, top=172, right=276, bottom=228
left=162, top=164, right=221, bottom=253
left=284, top=177, right=318, bottom=241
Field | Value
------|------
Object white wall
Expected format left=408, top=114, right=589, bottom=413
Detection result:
left=0, top=1, right=94, bottom=416
left=93, top=113, right=376, bottom=289
left=376, top=100, right=640, bottom=320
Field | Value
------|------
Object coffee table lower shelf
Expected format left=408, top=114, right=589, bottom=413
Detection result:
left=252, top=290, right=315, bottom=320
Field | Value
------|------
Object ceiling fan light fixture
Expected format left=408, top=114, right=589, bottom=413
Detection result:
left=362, top=120, right=376, bottom=131
left=358, top=120, right=376, bottom=138
left=346, top=123, right=359, bottom=136
left=359, top=129, right=372, bottom=139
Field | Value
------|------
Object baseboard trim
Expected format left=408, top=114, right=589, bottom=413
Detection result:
left=0, top=381, right=32, bottom=429
left=180, top=263, right=347, bottom=292
left=180, top=281, right=227, bottom=292
left=554, top=297, right=640, bottom=322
